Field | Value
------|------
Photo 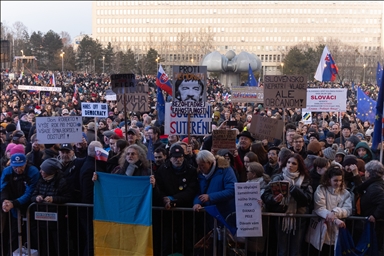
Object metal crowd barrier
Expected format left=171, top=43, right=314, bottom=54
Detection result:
left=1, top=203, right=383, bottom=256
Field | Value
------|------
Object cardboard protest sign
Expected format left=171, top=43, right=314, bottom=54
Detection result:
left=212, top=130, right=237, bottom=152
left=36, top=116, right=83, bottom=144
left=116, top=82, right=149, bottom=112
left=306, top=88, right=347, bottom=111
left=164, top=103, right=211, bottom=135
left=263, top=75, right=307, bottom=108
left=249, top=115, right=284, bottom=142
left=231, top=86, right=264, bottom=103
left=235, top=183, right=263, bottom=237
left=105, top=89, right=117, bottom=101
left=81, top=103, right=108, bottom=118
left=172, top=65, right=207, bottom=114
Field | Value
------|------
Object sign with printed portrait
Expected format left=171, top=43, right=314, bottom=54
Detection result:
left=172, top=65, right=207, bottom=115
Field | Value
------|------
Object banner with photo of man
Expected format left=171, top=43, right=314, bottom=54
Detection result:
left=172, top=65, right=207, bottom=115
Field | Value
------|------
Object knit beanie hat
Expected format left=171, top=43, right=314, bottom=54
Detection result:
left=9, top=144, right=25, bottom=155
left=6, top=143, right=17, bottom=153
left=342, top=155, right=358, bottom=167
left=307, top=141, right=322, bottom=155
left=335, top=148, right=346, bottom=157
left=346, top=136, right=361, bottom=147
left=323, top=144, right=338, bottom=161
left=40, top=158, right=63, bottom=175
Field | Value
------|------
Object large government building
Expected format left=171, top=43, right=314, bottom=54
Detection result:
left=91, top=1, right=384, bottom=76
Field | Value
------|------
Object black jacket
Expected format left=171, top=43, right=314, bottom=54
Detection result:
left=153, top=160, right=198, bottom=208
left=356, top=177, right=384, bottom=219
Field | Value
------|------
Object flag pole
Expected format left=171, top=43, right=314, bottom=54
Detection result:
left=380, top=105, right=384, bottom=163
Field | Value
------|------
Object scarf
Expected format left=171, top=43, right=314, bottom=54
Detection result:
left=125, top=163, right=138, bottom=176
left=202, top=162, right=216, bottom=180
left=281, top=167, right=305, bottom=234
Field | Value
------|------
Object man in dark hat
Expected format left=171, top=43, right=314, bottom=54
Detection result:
left=324, top=131, right=336, bottom=148
left=153, top=144, right=198, bottom=255
left=237, top=131, right=255, bottom=181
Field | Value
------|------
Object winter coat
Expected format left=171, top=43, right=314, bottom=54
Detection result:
left=154, top=159, right=198, bottom=208
left=1, top=164, right=40, bottom=215
left=194, top=156, right=237, bottom=218
left=262, top=173, right=313, bottom=214
left=356, top=177, right=384, bottom=220
left=314, top=185, right=352, bottom=245
left=79, top=156, right=107, bottom=204
left=31, top=173, right=72, bottom=204
left=26, top=149, right=44, bottom=169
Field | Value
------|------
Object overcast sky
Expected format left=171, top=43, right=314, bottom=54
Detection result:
left=1, top=1, right=92, bottom=41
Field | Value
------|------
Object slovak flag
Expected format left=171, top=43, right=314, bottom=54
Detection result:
left=72, top=84, right=78, bottom=103
left=314, top=46, right=339, bottom=82
left=50, top=73, right=56, bottom=87
left=95, top=147, right=109, bottom=162
left=156, top=65, right=172, bottom=95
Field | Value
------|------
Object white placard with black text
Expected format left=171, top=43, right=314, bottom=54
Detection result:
left=81, top=103, right=108, bottom=118
left=36, top=116, right=83, bottom=144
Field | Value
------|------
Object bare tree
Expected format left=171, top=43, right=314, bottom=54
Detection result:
left=60, top=31, right=72, bottom=47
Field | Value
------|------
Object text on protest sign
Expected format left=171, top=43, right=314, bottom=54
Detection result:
left=164, top=102, right=212, bottom=136
left=36, top=116, right=83, bottom=144
left=306, top=88, right=347, bottom=111
left=81, top=103, right=108, bottom=118
left=231, top=86, right=264, bottom=103
left=235, top=183, right=263, bottom=237
left=172, top=65, right=207, bottom=115
left=18, top=85, right=62, bottom=92
left=111, top=73, right=135, bottom=94
left=116, top=82, right=150, bottom=112
left=263, top=75, right=307, bottom=108
left=212, top=130, right=237, bottom=152
left=249, top=115, right=284, bottom=142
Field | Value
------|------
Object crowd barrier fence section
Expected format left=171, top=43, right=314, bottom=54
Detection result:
left=0, top=203, right=382, bottom=256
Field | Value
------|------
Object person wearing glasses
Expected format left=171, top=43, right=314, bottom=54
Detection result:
left=289, top=134, right=307, bottom=159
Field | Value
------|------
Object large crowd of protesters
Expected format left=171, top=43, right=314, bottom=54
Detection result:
left=1, top=69, right=383, bottom=256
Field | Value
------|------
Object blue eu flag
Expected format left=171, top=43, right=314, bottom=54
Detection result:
left=247, top=63, right=258, bottom=86
left=356, top=87, right=376, bottom=124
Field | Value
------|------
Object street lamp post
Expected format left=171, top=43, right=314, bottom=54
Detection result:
left=103, top=56, right=105, bottom=74
left=155, top=56, right=160, bottom=70
left=60, top=51, right=65, bottom=72
left=363, top=64, right=366, bottom=84
left=281, top=63, right=284, bottom=75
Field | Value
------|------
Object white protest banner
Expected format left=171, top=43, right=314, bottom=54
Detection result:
left=18, top=85, right=62, bottom=92
left=36, top=116, right=83, bottom=144
left=81, top=103, right=108, bottom=118
left=164, top=102, right=212, bottom=135
left=306, top=88, right=347, bottom=111
left=235, top=183, right=262, bottom=237
left=171, top=65, right=207, bottom=114
left=9, top=73, right=14, bottom=80
left=105, top=89, right=116, bottom=101
left=231, top=86, right=264, bottom=103
left=301, top=108, right=312, bottom=124
left=263, top=75, right=307, bottom=108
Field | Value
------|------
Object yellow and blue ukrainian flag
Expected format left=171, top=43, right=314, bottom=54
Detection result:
left=94, top=172, right=153, bottom=255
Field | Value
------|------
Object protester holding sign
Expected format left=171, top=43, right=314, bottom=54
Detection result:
left=262, top=153, right=312, bottom=256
